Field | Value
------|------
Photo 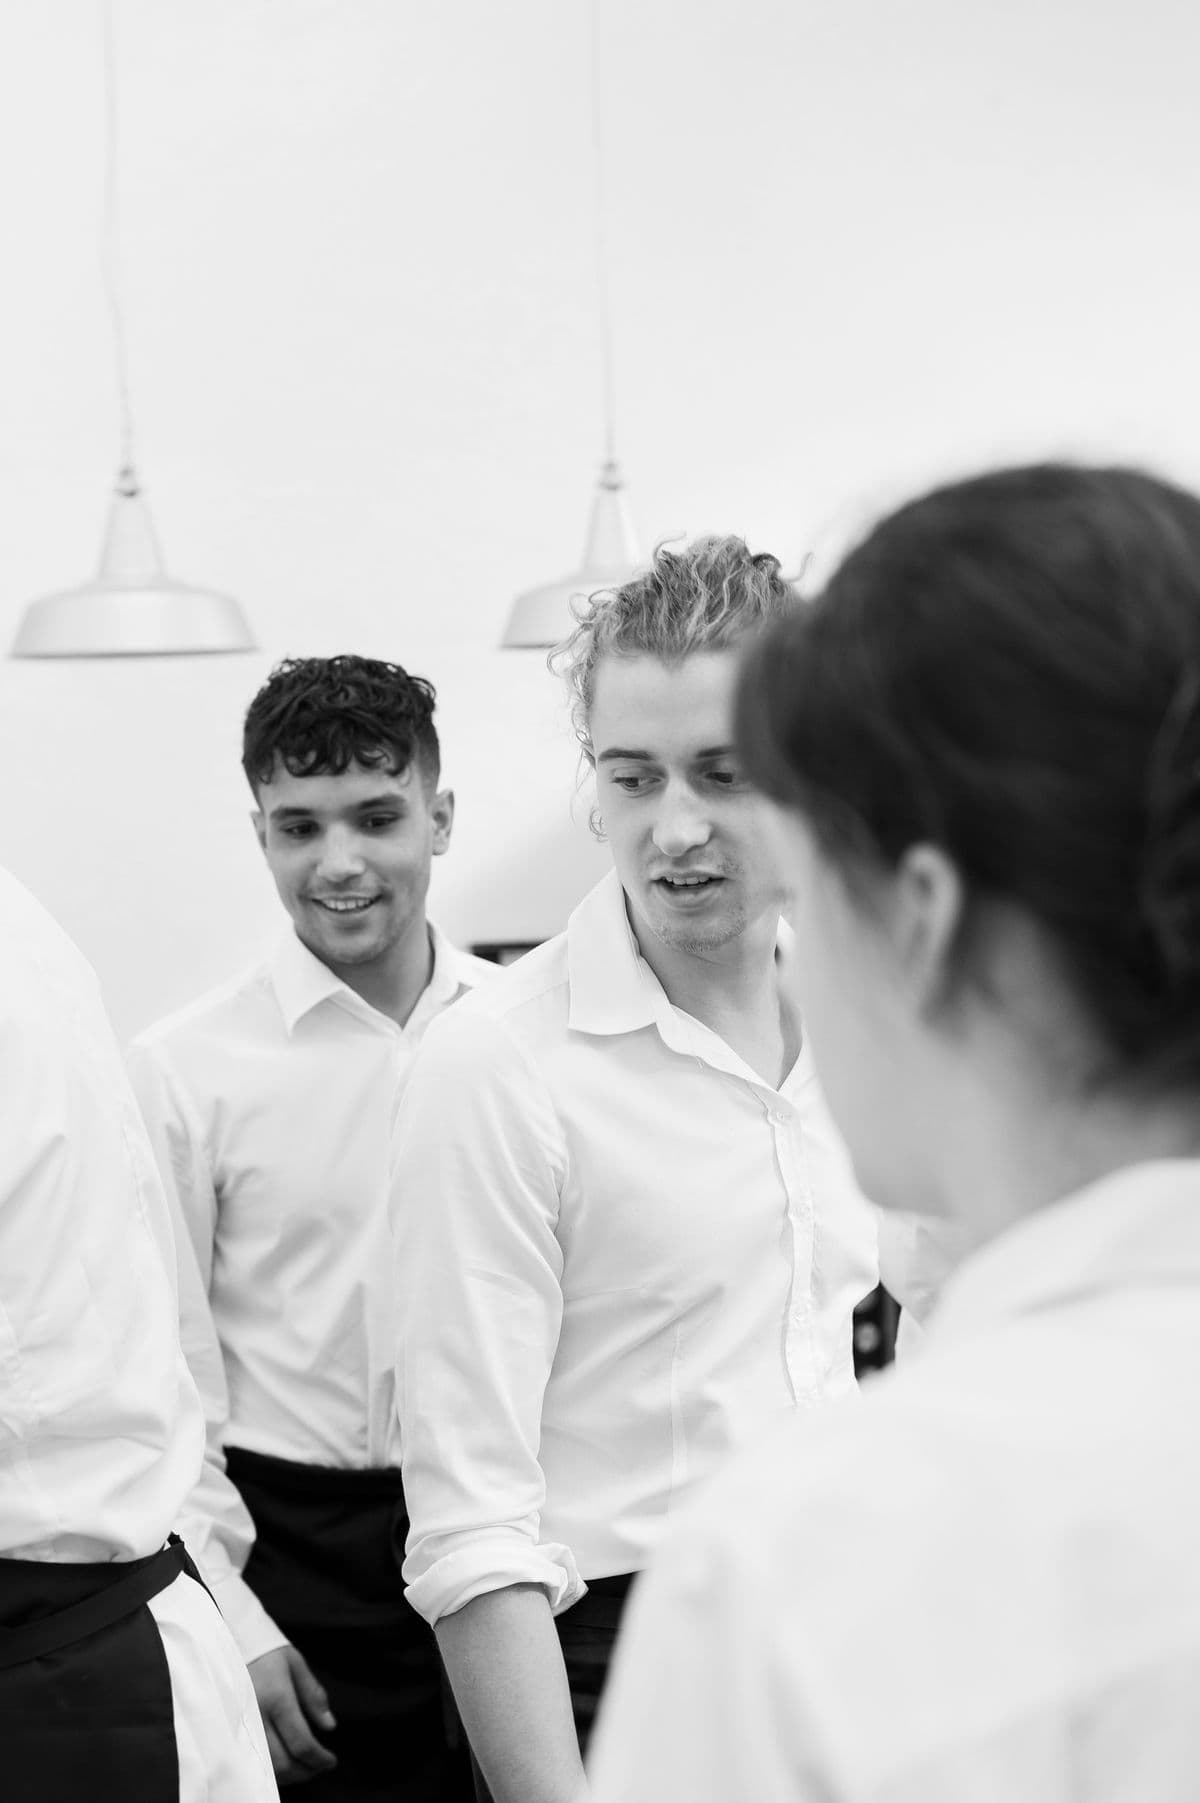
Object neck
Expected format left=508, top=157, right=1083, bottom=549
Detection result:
left=932, top=1070, right=1200, bottom=1259
left=632, top=906, right=798, bottom=1086
left=318, top=920, right=435, bottom=1028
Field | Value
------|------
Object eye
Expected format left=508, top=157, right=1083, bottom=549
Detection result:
left=363, top=815, right=399, bottom=830
left=609, top=760, right=655, bottom=789
left=281, top=822, right=317, bottom=839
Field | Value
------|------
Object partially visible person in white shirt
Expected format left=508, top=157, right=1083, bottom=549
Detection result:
left=128, top=655, right=491, bottom=1802
left=0, top=863, right=277, bottom=1803
left=587, top=462, right=1200, bottom=1803
left=389, top=537, right=945, bottom=1803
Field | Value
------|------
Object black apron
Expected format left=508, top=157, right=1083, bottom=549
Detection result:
left=0, top=1533, right=203, bottom=1803
left=227, top=1446, right=472, bottom=1803
left=468, top=1571, right=636, bottom=1803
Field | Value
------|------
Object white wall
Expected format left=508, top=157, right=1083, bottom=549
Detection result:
left=1, top=0, right=1197, bottom=1038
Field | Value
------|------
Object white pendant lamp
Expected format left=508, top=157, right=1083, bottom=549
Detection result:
left=12, top=466, right=254, bottom=658
left=502, top=458, right=638, bottom=649
left=501, top=0, right=640, bottom=649
left=10, top=1, right=254, bottom=659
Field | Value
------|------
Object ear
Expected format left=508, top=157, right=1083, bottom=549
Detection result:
left=430, top=787, right=455, bottom=857
left=891, top=843, right=965, bottom=1013
left=251, top=809, right=267, bottom=856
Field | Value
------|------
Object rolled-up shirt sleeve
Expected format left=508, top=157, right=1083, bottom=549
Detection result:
left=389, top=1004, right=583, bottom=1626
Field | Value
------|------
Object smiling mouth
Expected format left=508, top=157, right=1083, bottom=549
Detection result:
left=313, top=896, right=379, bottom=915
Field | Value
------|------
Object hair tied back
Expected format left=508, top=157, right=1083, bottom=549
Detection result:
left=1140, top=669, right=1200, bottom=1000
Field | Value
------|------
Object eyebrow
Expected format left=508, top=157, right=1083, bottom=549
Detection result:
left=268, top=794, right=408, bottom=822
left=595, top=745, right=736, bottom=764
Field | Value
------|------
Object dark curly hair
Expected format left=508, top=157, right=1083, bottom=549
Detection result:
left=242, top=655, right=440, bottom=795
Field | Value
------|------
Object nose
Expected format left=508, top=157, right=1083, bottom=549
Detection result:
left=651, top=780, right=712, bottom=859
left=315, top=826, right=368, bottom=882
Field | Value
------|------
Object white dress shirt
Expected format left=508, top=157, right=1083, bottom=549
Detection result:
left=588, top=1158, right=1200, bottom=1803
left=391, top=870, right=892, bottom=1629
left=0, top=866, right=206, bottom=1563
left=127, top=922, right=494, bottom=1662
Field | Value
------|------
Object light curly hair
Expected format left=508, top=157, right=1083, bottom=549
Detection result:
left=549, top=534, right=800, bottom=752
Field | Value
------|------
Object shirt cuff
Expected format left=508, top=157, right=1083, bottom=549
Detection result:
left=404, top=1536, right=585, bottom=1628
left=205, top=1567, right=292, bottom=1666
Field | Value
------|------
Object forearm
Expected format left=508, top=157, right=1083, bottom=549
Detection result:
left=436, top=1584, right=585, bottom=1803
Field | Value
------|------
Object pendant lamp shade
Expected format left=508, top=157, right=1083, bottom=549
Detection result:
left=10, top=468, right=255, bottom=659
left=501, top=459, right=640, bottom=649
left=9, top=3, right=255, bottom=661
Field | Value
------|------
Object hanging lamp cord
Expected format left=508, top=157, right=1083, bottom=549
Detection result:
left=588, top=0, right=620, bottom=475
left=100, top=0, right=138, bottom=489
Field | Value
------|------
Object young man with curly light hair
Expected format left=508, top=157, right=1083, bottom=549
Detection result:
left=390, top=538, right=941, bottom=1803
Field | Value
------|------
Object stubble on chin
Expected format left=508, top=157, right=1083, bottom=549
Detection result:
left=649, top=905, right=750, bottom=958
left=303, top=910, right=389, bottom=968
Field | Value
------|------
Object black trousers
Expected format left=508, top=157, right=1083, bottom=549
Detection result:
left=229, top=1446, right=473, bottom=1803
left=469, top=1573, right=635, bottom=1803
left=0, top=1536, right=202, bottom=1803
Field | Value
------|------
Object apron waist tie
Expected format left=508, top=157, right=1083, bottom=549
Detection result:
left=0, top=1534, right=191, bottom=1672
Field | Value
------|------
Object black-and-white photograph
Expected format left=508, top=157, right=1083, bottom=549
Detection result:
left=1, top=4, right=1198, bottom=1800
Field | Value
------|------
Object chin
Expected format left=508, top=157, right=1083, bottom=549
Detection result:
left=654, top=915, right=746, bottom=955
left=331, top=943, right=385, bottom=967
left=310, top=921, right=386, bottom=962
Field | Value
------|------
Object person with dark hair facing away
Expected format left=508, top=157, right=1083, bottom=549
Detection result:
left=128, top=656, right=492, bottom=1801
left=389, top=538, right=946, bottom=1803
left=587, top=464, right=1200, bottom=1802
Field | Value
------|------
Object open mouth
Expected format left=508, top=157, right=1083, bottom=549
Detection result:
left=654, top=874, right=723, bottom=899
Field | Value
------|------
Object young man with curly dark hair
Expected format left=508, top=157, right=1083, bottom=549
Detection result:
left=129, top=655, right=492, bottom=1803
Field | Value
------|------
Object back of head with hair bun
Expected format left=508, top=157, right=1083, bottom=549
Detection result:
left=736, top=462, right=1200, bottom=1097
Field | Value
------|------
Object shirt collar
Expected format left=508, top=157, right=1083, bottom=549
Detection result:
left=926, top=1158, right=1200, bottom=1350
left=566, top=871, right=657, bottom=1036
left=565, top=871, right=805, bottom=1086
left=406, top=920, right=480, bottom=1033
left=269, top=919, right=466, bottom=1035
left=269, top=929, right=351, bottom=1033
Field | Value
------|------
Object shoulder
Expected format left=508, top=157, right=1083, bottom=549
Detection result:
left=0, top=866, right=98, bottom=1004
left=399, top=939, right=572, bottom=1134
left=427, top=933, right=570, bottom=1039
left=447, top=946, right=514, bottom=990
left=615, top=1369, right=1010, bottom=1799
left=126, top=968, right=278, bottom=1133
left=129, top=963, right=273, bottom=1060
left=660, top=1358, right=1002, bottom=1623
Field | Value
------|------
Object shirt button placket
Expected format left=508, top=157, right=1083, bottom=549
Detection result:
left=774, top=1100, right=817, bottom=1400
